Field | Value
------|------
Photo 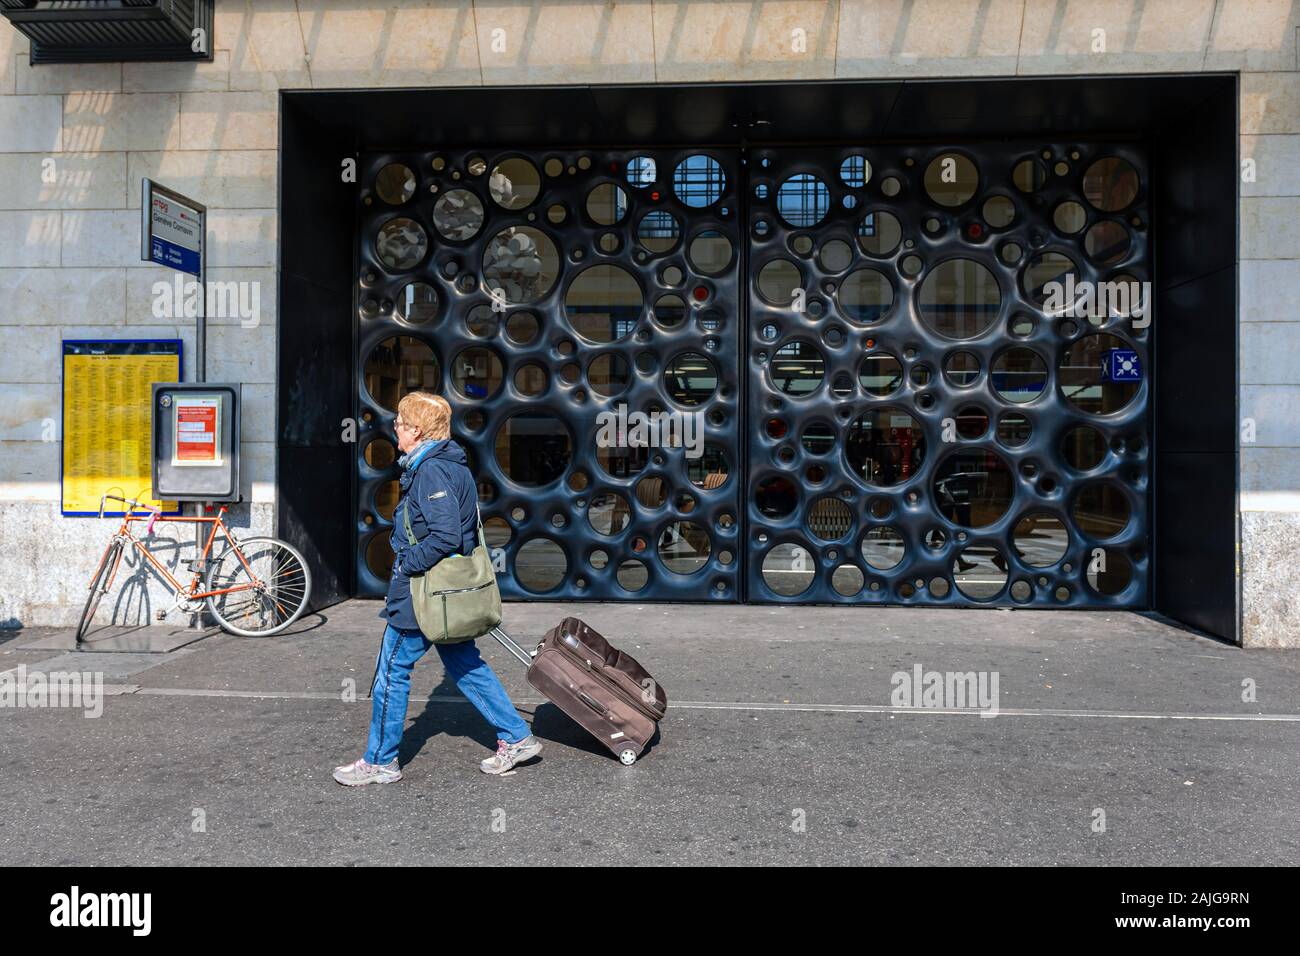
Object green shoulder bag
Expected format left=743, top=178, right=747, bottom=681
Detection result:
left=402, top=497, right=502, bottom=643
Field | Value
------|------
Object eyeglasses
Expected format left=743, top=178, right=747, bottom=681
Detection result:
left=394, top=418, right=417, bottom=432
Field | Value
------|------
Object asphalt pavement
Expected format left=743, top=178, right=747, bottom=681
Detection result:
left=1, top=601, right=1297, bottom=865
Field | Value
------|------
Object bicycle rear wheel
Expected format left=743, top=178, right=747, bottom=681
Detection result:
left=76, top=539, right=124, bottom=644
left=204, top=536, right=311, bottom=637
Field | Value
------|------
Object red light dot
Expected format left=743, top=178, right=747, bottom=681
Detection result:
left=693, top=286, right=708, bottom=301
left=650, top=190, right=661, bottom=201
left=865, top=338, right=876, bottom=348
left=966, top=222, right=984, bottom=240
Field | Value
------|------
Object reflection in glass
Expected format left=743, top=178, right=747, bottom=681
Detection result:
left=857, top=211, right=901, bottom=255
left=588, top=492, right=632, bottom=535
left=565, top=264, right=643, bottom=344
left=482, top=226, right=559, bottom=303
left=516, top=537, right=567, bottom=592
left=587, top=182, right=628, bottom=225
left=688, top=231, right=733, bottom=275
left=777, top=174, right=830, bottom=227
left=991, top=348, right=1047, bottom=404
left=846, top=408, right=925, bottom=487
left=663, top=352, right=718, bottom=406
left=840, top=155, right=871, bottom=187
left=859, top=353, right=903, bottom=396
left=364, top=336, right=438, bottom=411
left=1083, top=157, right=1139, bottom=211
left=376, top=218, right=427, bottom=270
left=433, top=189, right=485, bottom=241
left=659, top=521, right=710, bottom=574
left=838, top=268, right=894, bottom=323
left=395, top=282, right=438, bottom=325
left=452, top=347, right=504, bottom=400
left=1013, top=513, right=1068, bottom=567
left=637, top=211, right=680, bottom=253
left=808, top=497, right=852, bottom=540
left=375, top=164, right=415, bottom=205
left=1073, top=482, right=1130, bottom=539
left=494, top=413, right=572, bottom=487
left=687, top=445, right=729, bottom=489
left=770, top=341, right=824, bottom=396
left=932, top=450, right=1014, bottom=527
left=758, top=259, right=801, bottom=305
left=761, top=543, right=814, bottom=596
left=1059, top=334, right=1139, bottom=414
left=918, top=259, right=1001, bottom=338
left=952, top=547, right=1007, bottom=599
left=861, top=527, right=905, bottom=570
left=924, top=153, right=978, bottom=206
left=489, top=158, right=541, bottom=210
left=673, top=155, right=725, bottom=208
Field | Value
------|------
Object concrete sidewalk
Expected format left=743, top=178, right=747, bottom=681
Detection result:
left=1, top=601, right=1298, bottom=865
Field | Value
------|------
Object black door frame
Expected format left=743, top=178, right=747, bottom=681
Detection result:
left=278, top=73, right=1239, bottom=640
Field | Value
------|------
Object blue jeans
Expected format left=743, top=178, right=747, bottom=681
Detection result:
left=366, top=623, right=531, bottom=766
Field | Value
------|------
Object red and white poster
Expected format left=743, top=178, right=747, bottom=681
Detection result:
left=173, top=395, right=222, bottom=466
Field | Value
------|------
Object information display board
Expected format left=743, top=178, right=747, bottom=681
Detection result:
left=151, top=383, right=240, bottom=502
left=61, top=340, right=181, bottom=517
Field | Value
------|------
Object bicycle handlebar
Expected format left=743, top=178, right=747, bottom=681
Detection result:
left=99, top=494, right=161, bottom=519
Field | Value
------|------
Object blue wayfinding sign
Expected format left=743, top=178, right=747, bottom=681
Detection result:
left=141, top=180, right=204, bottom=277
left=1102, top=348, right=1142, bottom=382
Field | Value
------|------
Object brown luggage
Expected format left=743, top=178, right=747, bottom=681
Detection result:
left=490, top=617, right=667, bottom=765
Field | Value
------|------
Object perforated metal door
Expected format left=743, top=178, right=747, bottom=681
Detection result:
left=744, top=143, right=1150, bottom=607
left=355, top=148, right=743, bottom=602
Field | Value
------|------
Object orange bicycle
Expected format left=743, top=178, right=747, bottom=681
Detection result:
left=76, top=494, right=312, bottom=643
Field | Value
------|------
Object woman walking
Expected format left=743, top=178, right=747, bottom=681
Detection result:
left=333, top=391, right=542, bottom=786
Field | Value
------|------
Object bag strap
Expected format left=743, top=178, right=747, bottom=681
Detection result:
left=401, top=497, right=418, bottom=547
left=401, top=493, right=484, bottom=550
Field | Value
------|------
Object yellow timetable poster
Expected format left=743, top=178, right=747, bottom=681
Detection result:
left=62, top=340, right=181, bottom=515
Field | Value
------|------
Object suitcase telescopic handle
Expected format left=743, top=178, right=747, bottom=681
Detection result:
left=489, top=627, right=535, bottom=668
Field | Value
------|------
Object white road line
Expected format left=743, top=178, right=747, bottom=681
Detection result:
left=124, top=687, right=1300, bottom=722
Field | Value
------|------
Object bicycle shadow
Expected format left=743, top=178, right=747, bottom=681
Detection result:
left=83, top=534, right=190, bottom=635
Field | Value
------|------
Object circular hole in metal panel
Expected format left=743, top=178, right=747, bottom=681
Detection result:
left=376, top=217, right=427, bottom=270
left=924, top=153, right=979, bottom=207
left=952, top=547, right=1007, bottom=599
left=482, top=226, right=559, bottom=303
left=659, top=521, right=710, bottom=574
left=494, top=413, right=572, bottom=487
left=846, top=407, right=924, bottom=486
left=516, top=537, right=567, bottom=593
left=364, top=335, right=438, bottom=411
left=933, top=450, right=1014, bottom=527
left=918, top=259, right=1001, bottom=339
left=762, top=543, right=814, bottom=595
left=376, top=163, right=416, bottom=205
left=565, top=264, right=643, bottom=344
left=1013, top=513, right=1068, bottom=567
left=489, top=158, right=540, bottom=210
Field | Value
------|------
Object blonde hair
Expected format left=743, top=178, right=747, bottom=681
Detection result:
left=398, top=391, right=451, bottom=442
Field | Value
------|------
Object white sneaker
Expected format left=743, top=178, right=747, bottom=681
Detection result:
left=480, top=736, right=543, bottom=774
left=333, top=757, right=402, bottom=786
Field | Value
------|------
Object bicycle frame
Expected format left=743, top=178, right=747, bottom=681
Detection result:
left=99, top=505, right=260, bottom=603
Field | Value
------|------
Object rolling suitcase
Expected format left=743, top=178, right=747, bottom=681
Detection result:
left=490, top=617, right=667, bottom=765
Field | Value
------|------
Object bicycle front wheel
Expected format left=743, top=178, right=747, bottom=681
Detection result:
left=76, top=538, right=124, bottom=644
left=204, top=536, right=311, bottom=637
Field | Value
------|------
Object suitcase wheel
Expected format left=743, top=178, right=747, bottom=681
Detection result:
left=618, top=748, right=638, bottom=766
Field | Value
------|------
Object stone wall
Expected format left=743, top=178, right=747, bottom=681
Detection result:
left=0, top=0, right=1296, bottom=645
